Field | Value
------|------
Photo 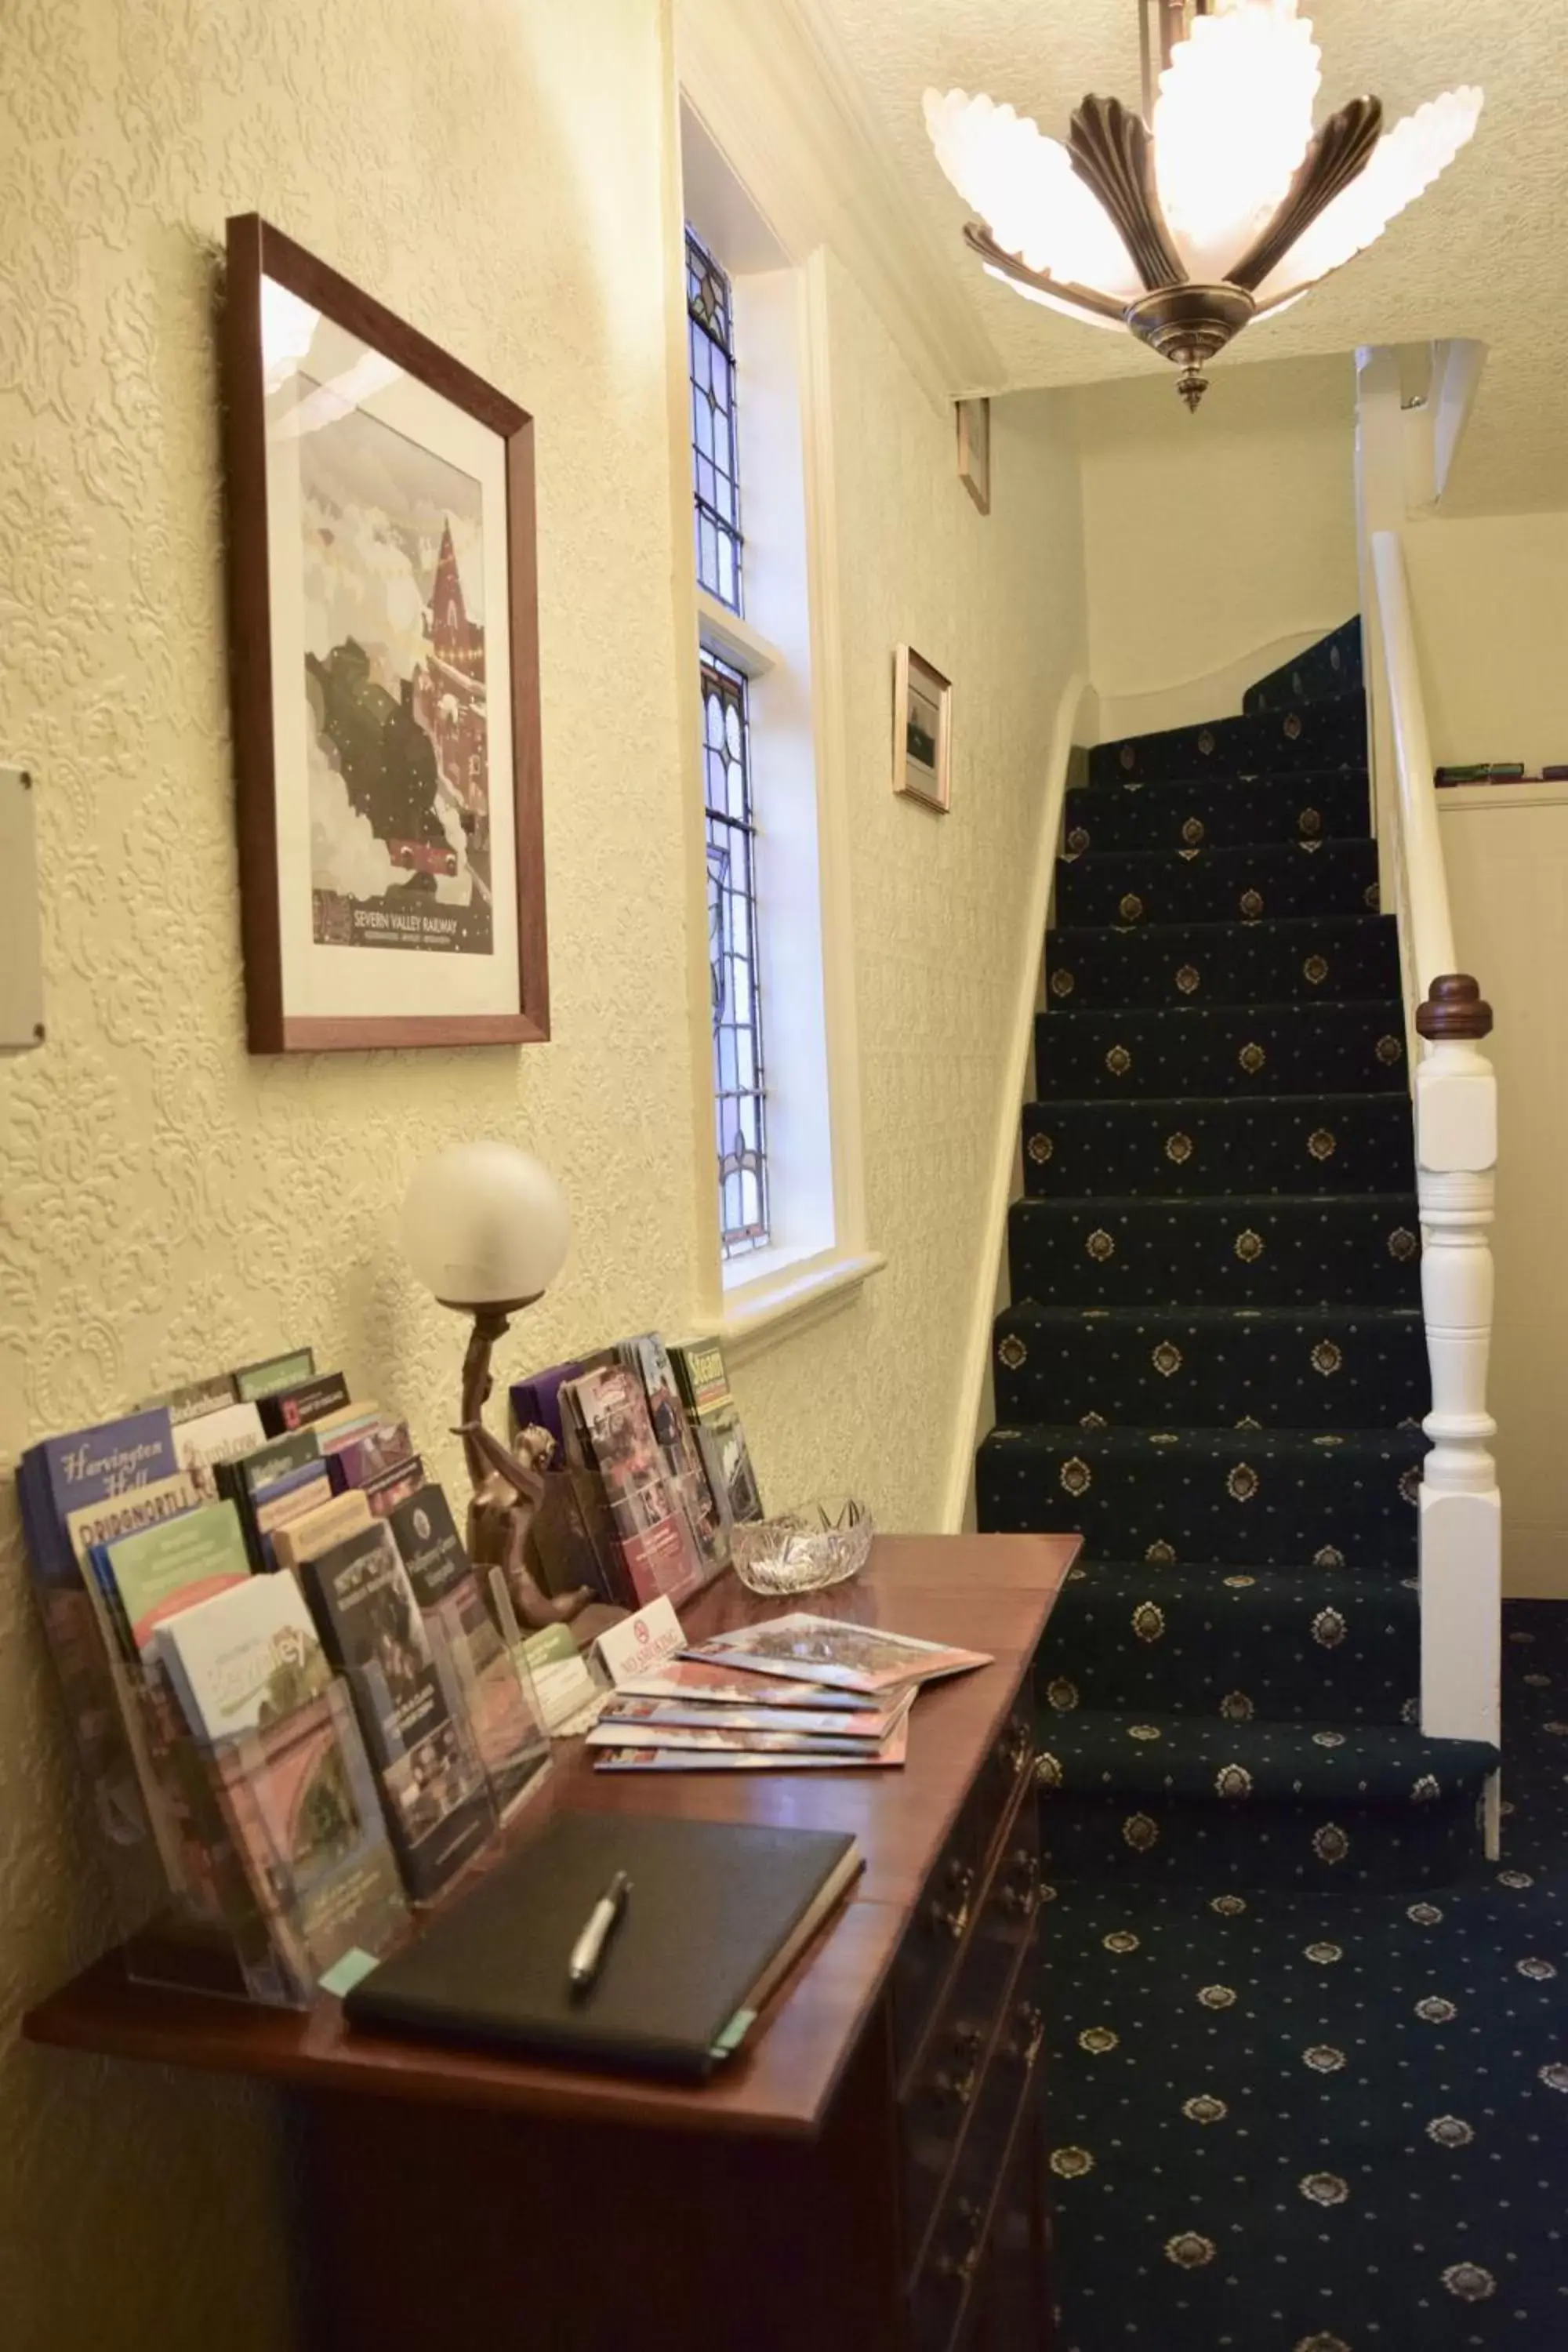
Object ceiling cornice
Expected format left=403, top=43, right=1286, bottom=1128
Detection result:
left=674, top=0, right=1002, bottom=408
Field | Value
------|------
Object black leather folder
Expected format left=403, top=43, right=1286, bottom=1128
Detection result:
left=343, top=1810, right=862, bottom=2082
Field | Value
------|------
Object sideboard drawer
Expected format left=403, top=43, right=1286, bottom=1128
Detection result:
left=891, top=1675, right=1037, bottom=2074
left=909, top=1983, right=1047, bottom=2352
left=900, top=1806, right=1041, bottom=2261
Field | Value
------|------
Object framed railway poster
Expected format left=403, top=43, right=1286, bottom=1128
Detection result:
left=223, top=215, right=549, bottom=1051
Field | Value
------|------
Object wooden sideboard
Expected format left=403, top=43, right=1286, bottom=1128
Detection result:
left=26, top=1532, right=1076, bottom=2351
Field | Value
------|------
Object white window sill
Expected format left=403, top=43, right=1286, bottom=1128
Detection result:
left=717, top=1247, right=886, bottom=1367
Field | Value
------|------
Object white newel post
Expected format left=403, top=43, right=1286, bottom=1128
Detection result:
left=1414, top=975, right=1502, bottom=1857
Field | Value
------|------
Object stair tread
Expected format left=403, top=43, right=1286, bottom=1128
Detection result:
left=1049, top=913, right=1392, bottom=942
left=1031, top=1708, right=1497, bottom=1802
left=987, top=1424, right=1424, bottom=1456
left=1071, top=768, right=1367, bottom=799
left=1011, top=1189, right=1417, bottom=1210
left=1027, top=1089, right=1406, bottom=1110
left=1001, top=1302, right=1424, bottom=1328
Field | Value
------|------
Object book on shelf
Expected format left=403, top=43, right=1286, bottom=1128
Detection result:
left=93, top=1499, right=253, bottom=1662
left=65, top=1470, right=206, bottom=1661
left=618, top=1331, right=730, bottom=1577
left=270, top=1489, right=373, bottom=1575
left=211, top=1685, right=409, bottom=2002
left=232, top=1348, right=317, bottom=1403
left=591, top=1714, right=909, bottom=1773
left=251, top=1460, right=336, bottom=1570
left=300, top=1523, right=495, bottom=1901
left=560, top=1366, right=705, bottom=1610
left=310, top=1401, right=383, bottom=1449
left=172, top=1400, right=267, bottom=1500
left=153, top=1372, right=245, bottom=1427
left=682, top=1612, right=993, bottom=1697
left=257, top=1369, right=351, bottom=1439
left=507, top=1362, right=583, bottom=1455
left=387, top=1485, right=549, bottom=1819
left=21, top=1407, right=179, bottom=1592
left=153, top=1569, right=335, bottom=1744
left=670, top=1336, right=764, bottom=1526
left=322, top=1417, right=413, bottom=1491
left=361, top=1456, right=424, bottom=1519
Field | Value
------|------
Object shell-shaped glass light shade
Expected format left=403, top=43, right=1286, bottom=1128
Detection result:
left=924, top=0, right=1483, bottom=340
left=924, top=88, right=1145, bottom=299
left=1255, top=85, right=1486, bottom=304
left=1154, top=0, right=1321, bottom=281
left=401, top=1141, right=571, bottom=1308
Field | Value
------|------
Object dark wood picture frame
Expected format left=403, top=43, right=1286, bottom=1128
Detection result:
left=223, top=215, right=550, bottom=1052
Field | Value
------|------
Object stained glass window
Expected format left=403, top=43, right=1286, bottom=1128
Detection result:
left=687, top=227, right=744, bottom=614
left=702, top=653, right=769, bottom=1257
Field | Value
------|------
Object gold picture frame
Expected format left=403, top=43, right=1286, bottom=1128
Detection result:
left=893, top=645, right=952, bottom=814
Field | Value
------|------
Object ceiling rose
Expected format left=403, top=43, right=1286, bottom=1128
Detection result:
left=924, top=0, right=1483, bottom=408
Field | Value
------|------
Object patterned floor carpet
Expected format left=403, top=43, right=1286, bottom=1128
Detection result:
left=969, top=622, right=1536, bottom=2343
left=1040, top=1604, right=1568, bottom=2350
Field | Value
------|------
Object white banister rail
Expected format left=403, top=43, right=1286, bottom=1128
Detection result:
left=1365, top=526, right=1501, bottom=1854
left=1369, top=532, right=1456, bottom=990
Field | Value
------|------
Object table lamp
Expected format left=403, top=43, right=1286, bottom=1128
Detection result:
left=401, top=1141, right=591, bottom=1625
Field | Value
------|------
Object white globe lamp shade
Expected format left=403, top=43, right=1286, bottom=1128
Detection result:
left=401, top=1142, right=571, bottom=1310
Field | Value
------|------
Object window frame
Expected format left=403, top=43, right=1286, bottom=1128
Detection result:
left=675, top=107, right=882, bottom=1361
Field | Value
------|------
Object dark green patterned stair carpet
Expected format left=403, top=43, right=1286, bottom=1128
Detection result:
left=971, top=622, right=1511, bottom=2339
left=1040, top=1606, right=1568, bottom=2350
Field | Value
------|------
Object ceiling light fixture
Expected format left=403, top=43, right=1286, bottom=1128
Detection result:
left=924, top=0, right=1483, bottom=409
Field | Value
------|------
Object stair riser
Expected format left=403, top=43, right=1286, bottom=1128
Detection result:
left=1056, top=840, right=1378, bottom=929
left=1008, top=1197, right=1422, bottom=1308
left=1044, top=915, right=1399, bottom=1009
left=1040, top=1572, right=1419, bottom=1725
left=994, top=1309, right=1428, bottom=1431
left=1036, top=1001, right=1408, bottom=1100
left=1021, top=1096, right=1414, bottom=1198
left=1088, top=689, right=1368, bottom=787
left=978, top=1438, right=1422, bottom=1569
left=1034, top=1791, right=1478, bottom=1890
left=1062, top=771, right=1369, bottom=854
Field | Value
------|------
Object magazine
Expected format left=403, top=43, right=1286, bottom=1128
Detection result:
left=682, top=1613, right=993, bottom=1697
left=593, top=1715, right=909, bottom=1772
left=610, top=1658, right=867, bottom=1711
left=597, top=1691, right=909, bottom=1741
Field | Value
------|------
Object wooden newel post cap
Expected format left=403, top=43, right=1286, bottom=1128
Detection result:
left=1416, top=974, right=1494, bottom=1040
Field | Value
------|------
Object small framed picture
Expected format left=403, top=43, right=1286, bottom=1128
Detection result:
left=223, top=215, right=549, bottom=1052
left=893, top=646, right=953, bottom=814
left=956, top=396, right=990, bottom=514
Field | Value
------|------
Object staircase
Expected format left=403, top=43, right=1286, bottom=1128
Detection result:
left=976, top=620, right=1497, bottom=1891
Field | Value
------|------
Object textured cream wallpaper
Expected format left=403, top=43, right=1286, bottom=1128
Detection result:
left=0, top=5, right=1085, bottom=2345
left=1073, top=353, right=1360, bottom=724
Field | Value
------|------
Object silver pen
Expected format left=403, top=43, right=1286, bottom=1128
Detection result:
left=568, top=1868, right=631, bottom=1992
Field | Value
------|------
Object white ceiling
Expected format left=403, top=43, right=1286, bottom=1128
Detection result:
left=800, top=0, right=1568, bottom=516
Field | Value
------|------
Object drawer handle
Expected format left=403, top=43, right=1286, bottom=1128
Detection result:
left=931, top=2028, right=984, bottom=2111
left=927, top=1860, right=975, bottom=1943
left=1009, top=2000, right=1045, bottom=2068
left=1000, top=1849, right=1040, bottom=1918
left=931, top=2198, right=986, bottom=2285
